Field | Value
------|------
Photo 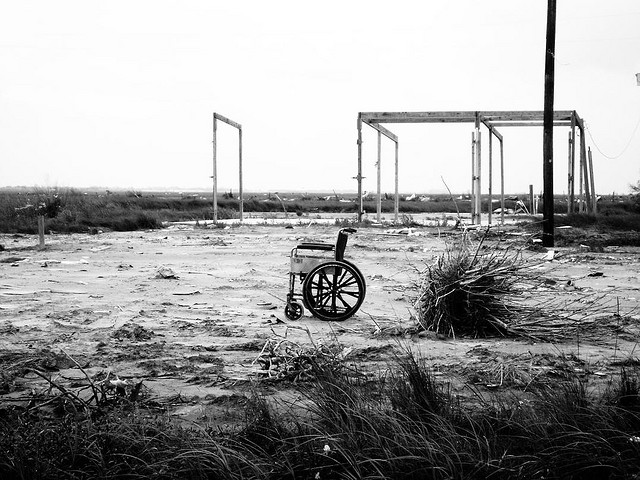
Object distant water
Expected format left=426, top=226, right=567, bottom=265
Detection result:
left=168, top=211, right=525, bottom=228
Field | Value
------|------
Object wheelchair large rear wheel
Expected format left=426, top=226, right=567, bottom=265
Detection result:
left=302, top=260, right=365, bottom=321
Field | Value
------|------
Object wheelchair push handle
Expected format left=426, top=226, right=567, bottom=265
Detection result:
left=340, top=228, right=357, bottom=234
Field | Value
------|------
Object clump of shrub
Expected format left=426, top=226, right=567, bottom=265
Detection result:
left=415, top=234, right=532, bottom=338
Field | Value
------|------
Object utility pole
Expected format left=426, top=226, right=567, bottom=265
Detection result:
left=542, top=0, right=557, bottom=247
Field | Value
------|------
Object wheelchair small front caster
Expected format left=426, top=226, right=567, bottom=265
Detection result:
left=284, top=301, right=304, bottom=320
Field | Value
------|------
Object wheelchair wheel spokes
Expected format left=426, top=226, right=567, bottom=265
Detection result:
left=302, top=260, right=365, bottom=321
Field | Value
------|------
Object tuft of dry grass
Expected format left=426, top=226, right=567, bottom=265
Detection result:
left=415, top=232, right=534, bottom=338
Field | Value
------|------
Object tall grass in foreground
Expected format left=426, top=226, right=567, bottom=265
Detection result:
left=2, top=354, right=640, bottom=479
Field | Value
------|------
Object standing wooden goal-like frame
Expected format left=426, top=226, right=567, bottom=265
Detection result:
left=356, top=111, right=596, bottom=226
left=356, top=119, right=400, bottom=223
left=212, top=113, right=243, bottom=222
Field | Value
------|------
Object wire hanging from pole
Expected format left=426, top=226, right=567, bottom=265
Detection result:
left=585, top=114, right=640, bottom=160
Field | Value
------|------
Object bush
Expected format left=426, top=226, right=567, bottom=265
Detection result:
left=110, top=213, right=162, bottom=231
left=416, top=233, right=532, bottom=337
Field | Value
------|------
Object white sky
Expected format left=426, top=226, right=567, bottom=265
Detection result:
left=1, top=0, right=639, bottom=195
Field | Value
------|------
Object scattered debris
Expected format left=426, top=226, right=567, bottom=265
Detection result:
left=171, top=290, right=201, bottom=296
left=155, top=266, right=179, bottom=279
left=89, top=245, right=111, bottom=252
left=384, top=228, right=422, bottom=236
left=0, top=256, right=26, bottom=263
left=112, top=323, right=154, bottom=341
left=252, top=326, right=351, bottom=382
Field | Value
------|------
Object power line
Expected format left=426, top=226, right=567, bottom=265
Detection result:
left=585, top=115, right=640, bottom=159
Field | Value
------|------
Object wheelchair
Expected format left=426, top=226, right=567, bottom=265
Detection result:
left=285, top=228, right=366, bottom=321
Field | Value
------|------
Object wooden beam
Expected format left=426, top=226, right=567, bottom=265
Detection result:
left=213, top=113, right=241, bottom=130
left=487, top=121, right=571, bottom=127
left=361, top=111, right=477, bottom=123
left=480, top=120, right=504, bottom=141
left=360, top=110, right=576, bottom=124
left=363, top=121, right=398, bottom=142
left=573, top=111, right=585, bottom=128
left=482, top=111, right=573, bottom=121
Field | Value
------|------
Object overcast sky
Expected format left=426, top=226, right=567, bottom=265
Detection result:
left=1, top=1, right=639, bottom=195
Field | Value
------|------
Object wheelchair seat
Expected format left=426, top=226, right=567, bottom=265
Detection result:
left=296, top=242, right=334, bottom=251
left=296, top=228, right=352, bottom=261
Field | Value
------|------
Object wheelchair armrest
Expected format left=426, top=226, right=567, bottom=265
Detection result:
left=296, top=243, right=335, bottom=251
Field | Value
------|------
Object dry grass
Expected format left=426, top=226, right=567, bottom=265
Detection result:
left=3, top=350, right=640, bottom=479
left=413, top=231, right=626, bottom=342
left=415, top=232, right=536, bottom=338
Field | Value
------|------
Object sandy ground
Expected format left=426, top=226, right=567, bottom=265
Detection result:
left=1, top=223, right=639, bottom=424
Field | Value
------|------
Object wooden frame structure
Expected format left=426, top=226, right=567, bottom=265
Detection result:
left=357, top=111, right=596, bottom=224
left=212, top=113, right=243, bottom=222
left=358, top=122, right=399, bottom=222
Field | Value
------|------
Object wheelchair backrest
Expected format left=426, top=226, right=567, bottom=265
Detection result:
left=335, top=230, right=349, bottom=261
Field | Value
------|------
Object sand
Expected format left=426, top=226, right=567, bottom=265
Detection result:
left=1, top=223, right=639, bottom=424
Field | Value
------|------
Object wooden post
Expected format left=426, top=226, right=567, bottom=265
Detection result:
left=238, top=127, right=244, bottom=221
left=394, top=140, right=399, bottom=223
left=542, top=0, right=556, bottom=247
left=567, top=130, right=572, bottom=214
left=570, top=117, right=576, bottom=212
left=212, top=115, right=218, bottom=222
left=569, top=115, right=576, bottom=213
left=376, top=130, right=382, bottom=223
left=357, top=116, right=363, bottom=222
left=579, top=127, right=592, bottom=213
left=488, top=130, right=493, bottom=224
left=474, top=116, right=482, bottom=225
left=578, top=130, right=584, bottom=213
left=500, top=138, right=505, bottom=225
left=588, top=147, right=597, bottom=214
left=38, top=215, right=45, bottom=248
left=529, top=185, right=535, bottom=214
left=471, top=132, right=476, bottom=222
